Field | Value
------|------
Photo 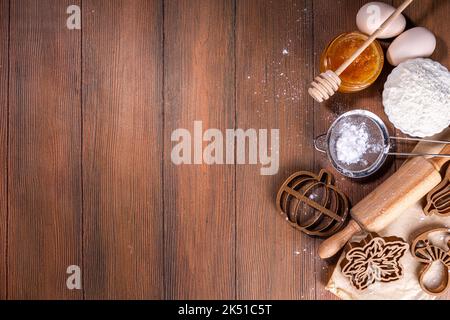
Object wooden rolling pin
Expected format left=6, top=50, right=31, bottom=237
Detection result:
left=318, top=144, right=450, bottom=259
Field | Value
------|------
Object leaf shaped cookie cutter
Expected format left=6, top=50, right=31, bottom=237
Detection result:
left=411, top=228, right=450, bottom=296
left=340, top=232, right=408, bottom=291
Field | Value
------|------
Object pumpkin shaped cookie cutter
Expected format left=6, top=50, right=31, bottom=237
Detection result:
left=411, top=228, right=450, bottom=296
left=276, top=169, right=349, bottom=237
left=424, top=167, right=450, bottom=217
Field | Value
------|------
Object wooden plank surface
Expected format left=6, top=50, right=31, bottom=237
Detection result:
left=8, top=0, right=82, bottom=299
left=163, top=0, right=236, bottom=299
left=235, top=0, right=316, bottom=299
left=2, top=0, right=450, bottom=300
left=82, top=0, right=164, bottom=299
left=0, top=0, right=8, bottom=300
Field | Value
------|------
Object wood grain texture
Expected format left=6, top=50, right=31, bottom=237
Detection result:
left=0, top=0, right=8, bottom=300
left=82, top=0, right=164, bottom=299
left=8, top=0, right=82, bottom=299
left=235, top=0, right=316, bottom=299
left=163, top=0, right=236, bottom=299
left=2, top=0, right=450, bottom=300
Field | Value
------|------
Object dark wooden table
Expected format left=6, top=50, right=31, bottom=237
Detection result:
left=0, top=0, right=449, bottom=300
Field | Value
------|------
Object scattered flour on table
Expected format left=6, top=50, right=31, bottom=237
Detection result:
left=383, top=58, right=450, bottom=138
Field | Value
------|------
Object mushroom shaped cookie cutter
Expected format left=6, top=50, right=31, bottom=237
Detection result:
left=276, top=169, right=349, bottom=237
left=411, top=228, right=450, bottom=296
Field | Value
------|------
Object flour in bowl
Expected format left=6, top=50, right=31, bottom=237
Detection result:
left=383, top=58, right=450, bottom=138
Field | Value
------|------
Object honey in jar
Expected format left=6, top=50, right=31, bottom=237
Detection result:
left=320, top=32, right=384, bottom=93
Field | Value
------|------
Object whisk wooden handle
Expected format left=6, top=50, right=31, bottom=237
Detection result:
left=335, top=0, right=413, bottom=76
left=309, top=0, right=414, bottom=103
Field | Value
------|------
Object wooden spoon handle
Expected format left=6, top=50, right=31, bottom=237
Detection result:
left=335, top=0, right=414, bottom=75
left=318, top=220, right=362, bottom=259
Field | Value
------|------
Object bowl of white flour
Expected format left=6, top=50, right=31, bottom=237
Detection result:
left=383, top=58, right=450, bottom=138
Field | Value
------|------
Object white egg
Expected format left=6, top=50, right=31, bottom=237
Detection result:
left=356, top=2, right=406, bottom=39
left=387, top=27, right=436, bottom=66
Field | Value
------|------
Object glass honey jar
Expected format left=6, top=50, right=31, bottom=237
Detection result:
left=320, top=32, right=384, bottom=93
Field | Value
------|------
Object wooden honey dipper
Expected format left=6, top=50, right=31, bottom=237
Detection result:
left=319, top=144, right=450, bottom=259
left=309, top=0, right=414, bottom=103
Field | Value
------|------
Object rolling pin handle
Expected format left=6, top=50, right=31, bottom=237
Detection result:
left=318, top=219, right=362, bottom=259
left=429, top=144, right=450, bottom=172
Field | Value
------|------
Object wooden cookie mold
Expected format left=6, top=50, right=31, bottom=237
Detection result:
left=424, top=167, right=450, bottom=217
left=276, top=169, right=349, bottom=237
left=340, top=233, right=408, bottom=291
left=411, top=228, right=450, bottom=296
